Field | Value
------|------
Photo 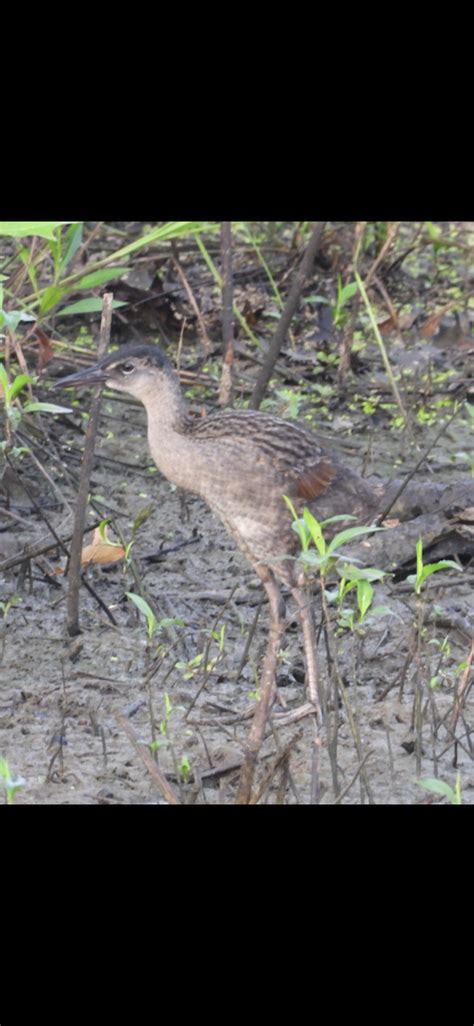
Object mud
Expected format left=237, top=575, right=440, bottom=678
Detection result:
left=1, top=390, right=472, bottom=805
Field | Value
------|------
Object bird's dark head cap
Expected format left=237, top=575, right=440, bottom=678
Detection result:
left=56, top=343, right=172, bottom=388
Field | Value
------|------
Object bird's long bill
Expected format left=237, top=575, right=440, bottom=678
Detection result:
left=54, top=364, right=109, bottom=389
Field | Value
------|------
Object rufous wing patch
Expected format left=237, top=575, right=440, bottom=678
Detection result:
left=295, top=460, right=336, bottom=500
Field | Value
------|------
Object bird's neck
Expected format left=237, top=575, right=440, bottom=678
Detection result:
left=140, top=373, right=189, bottom=431
left=141, top=375, right=198, bottom=489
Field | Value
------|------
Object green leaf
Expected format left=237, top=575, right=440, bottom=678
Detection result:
left=416, top=538, right=423, bottom=582
left=425, top=222, right=441, bottom=243
left=96, top=518, right=122, bottom=548
left=23, top=401, right=72, bottom=415
left=126, top=591, right=155, bottom=621
left=98, top=518, right=111, bottom=541
left=282, top=495, right=298, bottom=520
left=357, top=579, right=373, bottom=621
left=320, top=515, right=357, bottom=527
left=370, top=605, right=398, bottom=618
left=40, top=285, right=65, bottom=315
left=8, top=373, right=33, bottom=401
left=47, top=232, right=62, bottom=276
left=0, top=362, right=11, bottom=397
left=105, top=221, right=218, bottom=266
left=422, top=560, right=461, bottom=576
left=0, top=309, right=23, bottom=331
left=76, top=267, right=129, bottom=289
left=0, top=221, right=74, bottom=239
left=303, top=508, right=326, bottom=556
left=158, top=617, right=185, bottom=629
left=126, top=591, right=156, bottom=639
left=132, top=504, right=153, bottom=534
left=336, top=563, right=387, bottom=583
left=60, top=222, right=83, bottom=273
left=303, top=294, right=330, bottom=305
left=299, top=549, right=325, bottom=568
left=338, top=281, right=358, bottom=305
left=326, top=524, right=384, bottom=556
left=283, top=494, right=308, bottom=550
left=413, top=537, right=462, bottom=592
left=338, top=578, right=358, bottom=600
left=417, top=778, right=457, bottom=802
left=59, top=298, right=127, bottom=315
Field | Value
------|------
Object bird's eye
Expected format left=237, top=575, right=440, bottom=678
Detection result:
left=121, top=362, right=135, bottom=374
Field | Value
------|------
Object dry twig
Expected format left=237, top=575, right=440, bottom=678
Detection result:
left=66, top=293, right=113, bottom=636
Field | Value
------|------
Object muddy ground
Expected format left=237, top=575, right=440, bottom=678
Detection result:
left=1, top=222, right=473, bottom=804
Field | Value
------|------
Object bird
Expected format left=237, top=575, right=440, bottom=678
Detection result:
left=57, top=343, right=380, bottom=801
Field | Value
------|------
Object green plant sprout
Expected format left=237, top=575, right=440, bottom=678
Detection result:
left=416, top=773, right=462, bottom=805
left=176, top=652, right=205, bottom=680
left=303, top=280, right=357, bottom=330
left=149, top=694, right=190, bottom=784
left=283, top=497, right=384, bottom=579
left=408, top=538, right=462, bottom=595
left=0, top=596, right=22, bottom=618
left=424, top=221, right=444, bottom=255
left=176, top=625, right=226, bottom=681
left=121, top=503, right=155, bottom=564
left=0, top=757, right=25, bottom=805
left=334, top=565, right=393, bottom=631
left=426, top=636, right=468, bottom=692
left=283, top=498, right=392, bottom=634
left=333, top=277, right=358, bottom=328
left=212, top=625, right=226, bottom=653
left=126, top=592, right=183, bottom=641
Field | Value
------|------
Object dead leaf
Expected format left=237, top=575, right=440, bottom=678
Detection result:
left=419, top=301, right=456, bottom=339
left=378, top=315, right=399, bottom=335
left=377, top=308, right=420, bottom=335
left=34, top=328, right=55, bottom=372
left=81, top=527, right=125, bottom=566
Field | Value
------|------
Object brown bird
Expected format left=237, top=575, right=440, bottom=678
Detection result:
left=58, top=343, right=378, bottom=800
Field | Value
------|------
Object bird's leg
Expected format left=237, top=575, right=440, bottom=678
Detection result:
left=235, top=570, right=285, bottom=805
left=290, top=574, right=322, bottom=724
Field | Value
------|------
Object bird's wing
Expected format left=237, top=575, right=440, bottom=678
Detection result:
left=190, top=409, right=337, bottom=500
